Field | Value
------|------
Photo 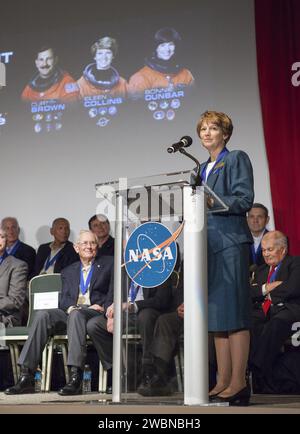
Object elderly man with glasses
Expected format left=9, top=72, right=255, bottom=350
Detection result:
left=5, top=229, right=113, bottom=395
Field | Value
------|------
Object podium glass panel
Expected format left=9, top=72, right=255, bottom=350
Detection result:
left=95, top=170, right=228, bottom=405
left=95, top=170, right=228, bottom=222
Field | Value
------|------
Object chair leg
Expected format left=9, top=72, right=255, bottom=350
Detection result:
left=122, top=341, right=128, bottom=394
left=45, top=338, right=54, bottom=392
left=14, top=344, right=21, bottom=378
left=41, top=343, right=48, bottom=392
left=98, top=361, right=107, bottom=393
left=246, top=367, right=253, bottom=394
left=174, top=353, right=183, bottom=392
left=61, top=343, right=69, bottom=383
left=9, top=344, right=18, bottom=384
left=175, top=340, right=184, bottom=393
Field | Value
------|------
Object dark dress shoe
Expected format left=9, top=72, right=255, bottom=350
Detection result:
left=5, top=370, right=35, bottom=395
left=58, top=367, right=82, bottom=396
left=209, top=388, right=227, bottom=402
left=137, top=374, right=172, bottom=397
left=106, top=385, right=112, bottom=394
left=212, top=386, right=251, bottom=406
left=137, top=373, right=152, bottom=394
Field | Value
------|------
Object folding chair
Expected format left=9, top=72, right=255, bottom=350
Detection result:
left=3, top=273, right=62, bottom=391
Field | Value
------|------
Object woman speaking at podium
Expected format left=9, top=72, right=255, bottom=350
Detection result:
left=197, top=110, right=254, bottom=405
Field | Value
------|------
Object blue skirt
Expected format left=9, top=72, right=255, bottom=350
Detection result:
left=208, top=243, right=252, bottom=332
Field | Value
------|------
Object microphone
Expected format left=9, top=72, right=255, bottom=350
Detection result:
left=167, top=135, right=193, bottom=153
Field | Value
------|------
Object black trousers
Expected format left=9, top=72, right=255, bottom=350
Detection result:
left=149, top=311, right=217, bottom=389
left=151, top=311, right=183, bottom=364
left=88, top=308, right=163, bottom=370
left=250, top=305, right=298, bottom=377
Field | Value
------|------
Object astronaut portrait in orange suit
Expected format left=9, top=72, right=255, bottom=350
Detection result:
left=128, top=27, right=194, bottom=98
left=77, top=36, right=127, bottom=98
left=21, top=46, right=79, bottom=102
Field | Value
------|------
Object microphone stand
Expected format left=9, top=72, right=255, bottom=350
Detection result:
left=179, top=148, right=202, bottom=186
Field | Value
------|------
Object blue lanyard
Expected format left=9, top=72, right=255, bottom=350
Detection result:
left=201, top=147, right=229, bottom=182
left=6, top=240, right=21, bottom=256
left=80, top=264, right=94, bottom=295
left=269, top=262, right=282, bottom=282
left=129, top=281, right=140, bottom=303
left=44, top=249, right=62, bottom=271
left=0, top=250, right=8, bottom=265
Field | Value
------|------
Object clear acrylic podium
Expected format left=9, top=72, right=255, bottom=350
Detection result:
left=95, top=170, right=228, bottom=406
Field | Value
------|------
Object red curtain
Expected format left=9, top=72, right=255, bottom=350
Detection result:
left=255, top=0, right=300, bottom=254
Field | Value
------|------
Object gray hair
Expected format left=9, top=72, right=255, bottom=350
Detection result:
left=75, top=230, right=98, bottom=245
left=274, top=232, right=288, bottom=249
left=264, top=230, right=288, bottom=250
left=1, top=216, right=20, bottom=231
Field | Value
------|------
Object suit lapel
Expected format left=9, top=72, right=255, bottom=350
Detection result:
left=74, top=262, right=81, bottom=289
left=261, top=266, right=269, bottom=283
left=89, top=258, right=102, bottom=291
left=201, top=151, right=229, bottom=190
left=275, top=256, right=290, bottom=280
left=206, top=169, right=221, bottom=190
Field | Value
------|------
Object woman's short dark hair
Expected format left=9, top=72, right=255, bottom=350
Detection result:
left=154, top=27, right=182, bottom=45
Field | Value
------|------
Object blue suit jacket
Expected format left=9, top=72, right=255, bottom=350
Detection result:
left=249, top=228, right=269, bottom=268
left=59, top=256, right=114, bottom=312
left=201, top=150, right=254, bottom=253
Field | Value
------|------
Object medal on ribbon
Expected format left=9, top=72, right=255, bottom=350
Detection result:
left=80, top=264, right=94, bottom=295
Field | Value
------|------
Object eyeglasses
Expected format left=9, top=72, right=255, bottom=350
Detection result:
left=79, top=241, right=98, bottom=247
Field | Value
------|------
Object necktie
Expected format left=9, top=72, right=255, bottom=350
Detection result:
left=262, top=265, right=276, bottom=316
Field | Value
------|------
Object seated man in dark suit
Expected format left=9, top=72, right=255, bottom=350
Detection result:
left=5, top=230, right=114, bottom=395
left=86, top=275, right=174, bottom=393
left=140, top=279, right=183, bottom=396
left=250, top=230, right=300, bottom=391
left=34, top=217, right=78, bottom=275
left=1, top=217, right=36, bottom=280
left=88, top=214, right=114, bottom=258
left=0, top=227, right=28, bottom=327
left=138, top=270, right=217, bottom=396
left=247, top=203, right=270, bottom=271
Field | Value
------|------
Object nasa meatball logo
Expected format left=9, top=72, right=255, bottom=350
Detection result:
left=124, top=222, right=177, bottom=288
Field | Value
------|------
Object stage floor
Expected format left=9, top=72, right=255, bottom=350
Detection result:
left=0, top=392, right=300, bottom=413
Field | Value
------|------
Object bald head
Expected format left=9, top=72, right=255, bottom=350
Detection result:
left=261, top=230, right=288, bottom=266
left=50, top=218, right=70, bottom=245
